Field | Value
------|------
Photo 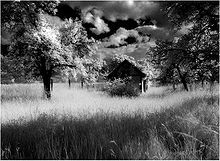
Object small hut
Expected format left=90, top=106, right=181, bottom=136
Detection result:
left=107, top=60, right=148, bottom=93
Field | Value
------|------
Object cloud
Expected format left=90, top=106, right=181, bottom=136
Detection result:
left=107, top=27, right=142, bottom=47
left=136, top=25, right=176, bottom=41
left=97, top=44, right=138, bottom=59
left=96, top=40, right=156, bottom=61
left=65, top=1, right=170, bottom=28
left=83, top=8, right=110, bottom=35
left=109, top=28, right=129, bottom=46
left=57, top=1, right=173, bottom=40
left=136, top=22, right=194, bottom=41
left=104, top=1, right=159, bottom=21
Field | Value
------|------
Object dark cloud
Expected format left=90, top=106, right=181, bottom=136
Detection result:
left=124, top=35, right=138, bottom=45
left=106, top=44, right=126, bottom=49
left=56, top=3, right=81, bottom=20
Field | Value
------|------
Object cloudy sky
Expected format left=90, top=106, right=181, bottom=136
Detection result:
left=2, top=1, right=191, bottom=60
left=55, top=1, right=185, bottom=60
left=58, top=1, right=174, bottom=40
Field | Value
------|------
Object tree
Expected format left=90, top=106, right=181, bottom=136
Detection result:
left=1, top=1, right=58, bottom=36
left=181, top=22, right=219, bottom=87
left=1, top=1, right=58, bottom=84
left=162, top=1, right=219, bottom=31
left=150, top=26, right=218, bottom=91
left=137, top=58, right=159, bottom=83
left=59, top=19, right=104, bottom=88
left=1, top=1, right=100, bottom=99
left=150, top=40, right=191, bottom=91
left=1, top=1, right=59, bottom=97
left=150, top=1, right=219, bottom=90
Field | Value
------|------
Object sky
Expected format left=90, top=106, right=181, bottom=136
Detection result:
left=55, top=1, right=183, bottom=60
left=57, top=1, right=174, bottom=40
left=2, top=1, right=192, bottom=60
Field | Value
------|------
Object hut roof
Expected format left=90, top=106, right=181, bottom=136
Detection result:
left=107, top=59, right=146, bottom=79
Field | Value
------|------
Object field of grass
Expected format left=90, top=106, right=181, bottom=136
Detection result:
left=1, top=83, right=219, bottom=159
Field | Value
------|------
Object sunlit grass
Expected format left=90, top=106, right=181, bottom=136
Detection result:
left=1, top=83, right=219, bottom=159
left=1, top=83, right=217, bottom=123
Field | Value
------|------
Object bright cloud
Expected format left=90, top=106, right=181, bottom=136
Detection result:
left=90, top=16, right=110, bottom=35
left=136, top=25, right=175, bottom=41
left=84, top=8, right=110, bottom=35
left=108, top=27, right=141, bottom=46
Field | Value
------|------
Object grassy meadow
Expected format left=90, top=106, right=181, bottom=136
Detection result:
left=1, top=83, right=219, bottom=159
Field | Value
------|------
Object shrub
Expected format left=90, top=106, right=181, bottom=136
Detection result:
left=103, top=78, right=140, bottom=97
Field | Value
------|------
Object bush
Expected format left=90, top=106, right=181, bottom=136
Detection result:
left=103, top=78, right=140, bottom=97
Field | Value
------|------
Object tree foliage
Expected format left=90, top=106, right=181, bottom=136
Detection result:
left=1, top=1, right=59, bottom=83
left=162, top=1, right=219, bottom=31
left=150, top=1, right=219, bottom=90
left=1, top=1, right=58, bottom=34
left=1, top=1, right=102, bottom=99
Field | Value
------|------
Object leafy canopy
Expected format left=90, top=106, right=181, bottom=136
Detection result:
left=2, top=1, right=103, bottom=84
left=150, top=1, right=219, bottom=86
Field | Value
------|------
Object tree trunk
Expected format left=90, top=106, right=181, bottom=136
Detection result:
left=68, top=78, right=71, bottom=88
left=42, top=73, right=52, bottom=99
left=81, top=81, right=84, bottom=88
left=38, top=56, right=52, bottom=99
left=81, top=77, right=84, bottom=88
left=201, top=79, right=204, bottom=88
left=50, top=79, right=53, bottom=91
left=176, top=66, right=188, bottom=91
left=209, top=80, right=214, bottom=91
left=172, top=83, right=176, bottom=91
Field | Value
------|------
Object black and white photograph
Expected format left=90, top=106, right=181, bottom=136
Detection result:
left=1, top=0, right=219, bottom=160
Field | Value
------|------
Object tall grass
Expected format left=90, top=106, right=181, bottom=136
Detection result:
left=1, top=83, right=219, bottom=159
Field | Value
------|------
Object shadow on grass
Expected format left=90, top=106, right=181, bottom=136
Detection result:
left=1, top=95, right=219, bottom=160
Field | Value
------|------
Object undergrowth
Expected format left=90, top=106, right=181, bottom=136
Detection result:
left=103, top=78, right=140, bottom=97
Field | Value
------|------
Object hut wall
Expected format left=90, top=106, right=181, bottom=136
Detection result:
left=130, top=76, right=142, bottom=91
